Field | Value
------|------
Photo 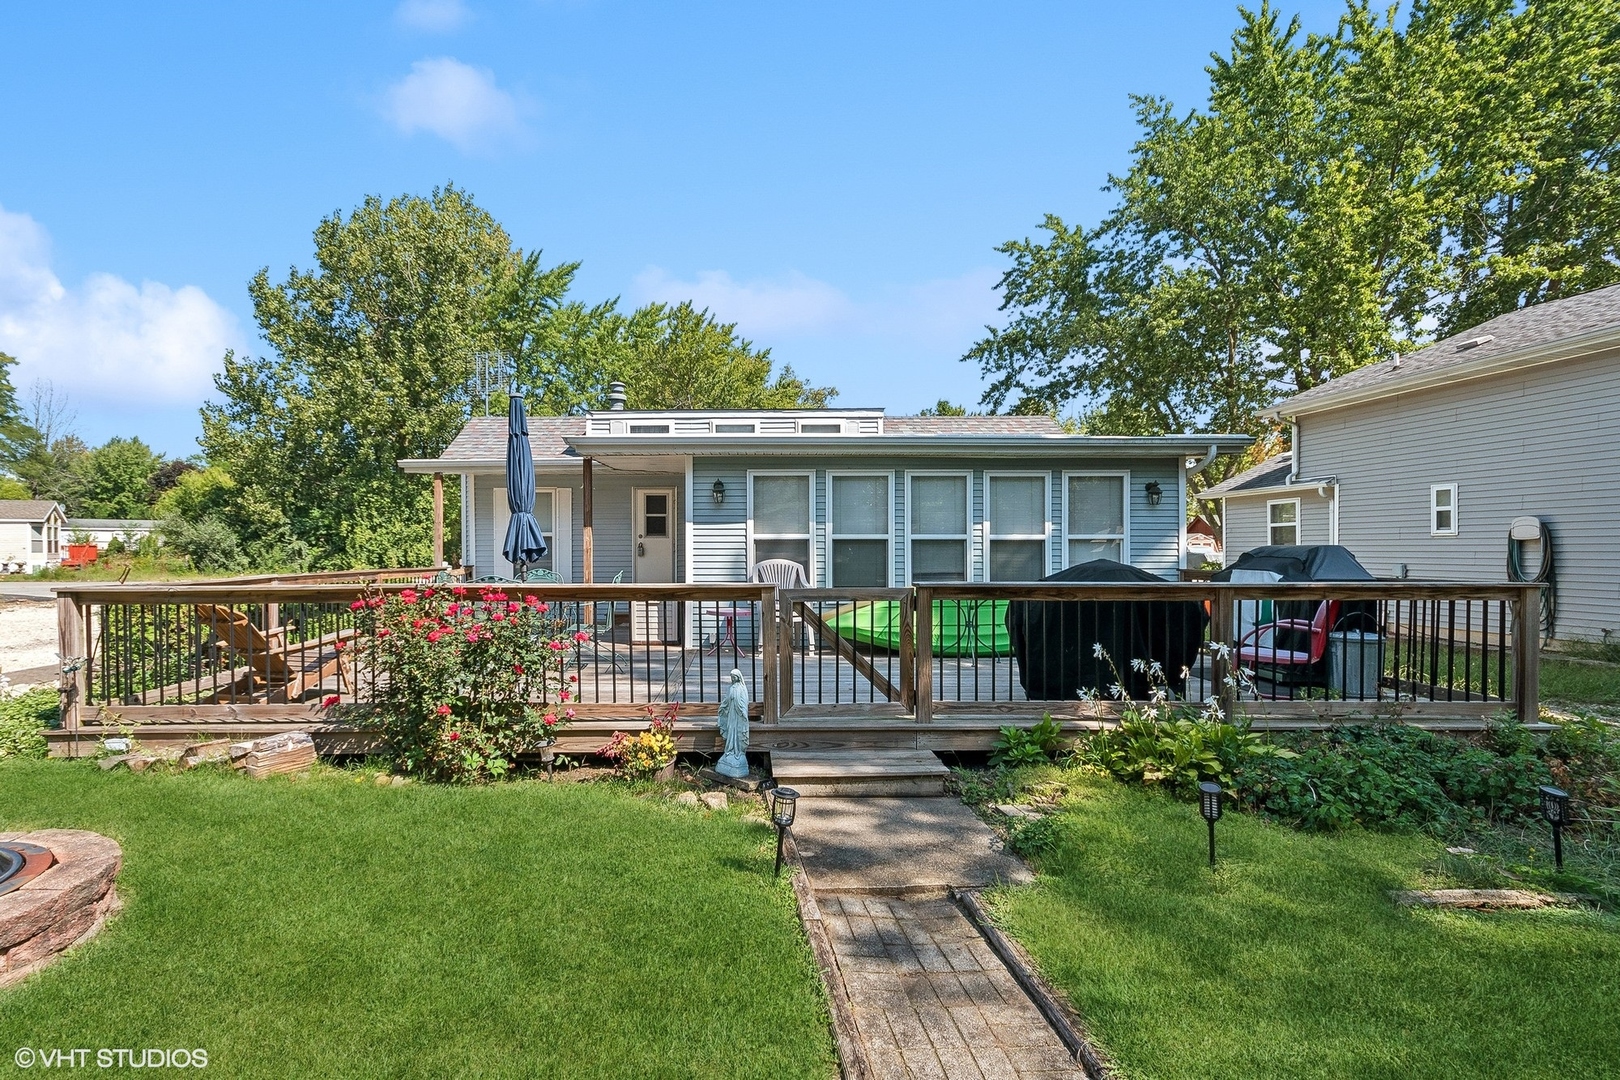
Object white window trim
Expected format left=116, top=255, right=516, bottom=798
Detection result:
left=747, top=469, right=816, bottom=582
left=1430, top=483, right=1458, bottom=536
left=904, top=470, right=971, bottom=585
left=985, top=471, right=1052, bottom=582
left=1267, top=498, right=1300, bottom=546
left=1062, top=470, right=1130, bottom=567
left=827, top=471, right=894, bottom=587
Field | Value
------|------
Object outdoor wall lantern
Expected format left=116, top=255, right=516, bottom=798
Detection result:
left=712, top=479, right=726, bottom=506
left=768, top=784, right=800, bottom=878
left=1199, top=781, right=1223, bottom=867
left=1145, top=481, right=1163, bottom=507
left=1538, top=784, right=1571, bottom=869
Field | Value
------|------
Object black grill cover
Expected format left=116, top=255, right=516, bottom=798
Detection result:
left=1005, top=560, right=1208, bottom=700
left=1211, top=545, right=1380, bottom=635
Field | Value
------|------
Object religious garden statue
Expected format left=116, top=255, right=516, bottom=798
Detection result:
left=715, top=669, right=751, bottom=778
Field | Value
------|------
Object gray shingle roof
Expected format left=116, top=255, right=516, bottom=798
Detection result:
left=440, top=415, right=586, bottom=460
left=1279, top=283, right=1620, bottom=414
left=884, top=415, right=1064, bottom=434
left=1198, top=453, right=1293, bottom=498
left=431, top=412, right=1065, bottom=463
left=0, top=500, right=63, bottom=521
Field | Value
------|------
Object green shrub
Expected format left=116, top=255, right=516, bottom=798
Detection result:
left=352, top=585, right=579, bottom=783
left=0, top=687, right=58, bottom=758
left=990, top=716, right=1065, bottom=767
left=1231, top=723, right=1552, bottom=831
left=1006, top=814, right=1064, bottom=858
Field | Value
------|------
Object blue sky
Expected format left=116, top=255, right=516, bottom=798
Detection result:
left=0, top=0, right=1346, bottom=458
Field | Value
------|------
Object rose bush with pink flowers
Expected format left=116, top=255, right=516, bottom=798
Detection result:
left=349, top=585, right=581, bottom=782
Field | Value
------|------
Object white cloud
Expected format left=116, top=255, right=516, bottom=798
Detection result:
left=631, top=268, right=855, bottom=336
left=383, top=57, right=527, bottom=153
left=631, top=265, right=1003, bottom=347
left=0, top=204, right=241, bottom=409
left=395, top=0, right=470, bottom=32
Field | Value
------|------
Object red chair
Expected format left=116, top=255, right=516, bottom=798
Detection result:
left=1238, top=599, right=1339, bottom=672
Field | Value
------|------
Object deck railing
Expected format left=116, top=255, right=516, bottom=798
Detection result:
left=53, top=577, right=1542, bottom=740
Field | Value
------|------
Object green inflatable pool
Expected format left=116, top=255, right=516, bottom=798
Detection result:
left=825, top=600, right=1011, bottom=657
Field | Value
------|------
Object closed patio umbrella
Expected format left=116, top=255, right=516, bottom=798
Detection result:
left=502, top=393, right=548, bottom=579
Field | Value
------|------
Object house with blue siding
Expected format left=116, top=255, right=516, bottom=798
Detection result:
left=401, top=402, right=1247, bottom=639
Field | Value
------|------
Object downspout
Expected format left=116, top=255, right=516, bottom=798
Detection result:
left=1185, top=444, right=1220, bottom=479
left=1287, top=420, right=1300, bottom=483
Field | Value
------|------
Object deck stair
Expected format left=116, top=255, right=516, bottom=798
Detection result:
left=768, top=749, right=949, bottom=797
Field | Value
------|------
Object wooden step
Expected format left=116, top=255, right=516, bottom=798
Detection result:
left=768, top=749, right=950, bottom=798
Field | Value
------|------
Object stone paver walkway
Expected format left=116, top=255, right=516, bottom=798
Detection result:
left=818, top=893, right=1085, bottom=1079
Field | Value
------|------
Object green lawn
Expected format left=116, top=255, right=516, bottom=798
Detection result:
left=0, top=761, right=836, bottom=1079
left=989, top=774, right=1620, bottom=1080
left=1541, top=657, right=1620, bottom=707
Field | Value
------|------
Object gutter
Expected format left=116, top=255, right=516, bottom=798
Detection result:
left=1263, top=324, right=1620, bottom=420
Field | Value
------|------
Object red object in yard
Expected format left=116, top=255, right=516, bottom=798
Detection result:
left=63, top=543, right=99, bottom=568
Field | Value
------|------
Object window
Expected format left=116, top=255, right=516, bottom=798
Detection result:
left=714, top=423, right=755, bottom=434
left=628, top=423, right=669, bottom=434
left=829, top=474, right=891, bottom=585
left=1431, top=484, right=1458, bottom=536
left=908, top=473, right=969, bottom=583
left=987, top=474, right=1049, bottom=581
left=799, top=422, right=842, bottom=434
left=30, top=524, right=43, bottom=554
left=1065, top=473, right=1127, bottom=565
left=1268, top=499, right=1299, bottom=545
left=750, top=472, right=813, bottom=577
left=533, top=491, right=556, bottom=570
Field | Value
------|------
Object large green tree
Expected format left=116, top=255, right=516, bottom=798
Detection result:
left=203, top=185, right=833, bottom=568
left=79, top=437, right=166, bottom=519
left=967, top=0, right=1620, bottom=476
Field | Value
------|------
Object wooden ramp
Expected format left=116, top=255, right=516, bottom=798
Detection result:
left=769, top=749, right=949, bottom=797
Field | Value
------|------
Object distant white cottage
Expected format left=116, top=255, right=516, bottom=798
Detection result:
left=0, top=500, right=66, bottom=573
left=1204, top=284, right=1620, bottom=643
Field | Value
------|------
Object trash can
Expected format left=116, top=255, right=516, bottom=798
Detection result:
left=1328, top=630, right=1384, bottom=700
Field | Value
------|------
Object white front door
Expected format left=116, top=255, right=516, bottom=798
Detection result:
left=632, top=488, right=677, bottom=642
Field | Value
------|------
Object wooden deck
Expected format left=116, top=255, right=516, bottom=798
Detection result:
left=44, top=576, right=1543, bottom=757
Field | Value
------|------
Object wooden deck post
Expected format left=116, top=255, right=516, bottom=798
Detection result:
left=1514, top=584, right=1541, bottom=726
left=56, top=595, right=85, bottom=742
left=431, top=472, right=444, bottom=567
left=1210, top=586, right=1236, bottom=723
left=778, top=591, right=794, bottom=719
left=760, top=586, right=779, bottom=724
left=899, top=589, right=916, bottom=713
left=915, top=587, right=934, bottom=723
left=581, top=458, right=594, bottom=583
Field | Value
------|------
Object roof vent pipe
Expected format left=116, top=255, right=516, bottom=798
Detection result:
left=607, top=381, right=627, bottom=410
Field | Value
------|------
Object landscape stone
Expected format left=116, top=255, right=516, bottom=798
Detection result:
left=699, top=792, right=728, bottom=811
left=672, top=791, right=702, bottom=808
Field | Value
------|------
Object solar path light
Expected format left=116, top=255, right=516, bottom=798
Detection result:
left=1199, top=782, right=1223, bottom=868
left=769, top=786, right=799, bottom=878
left=1539, top=785, right=1571, bottom=870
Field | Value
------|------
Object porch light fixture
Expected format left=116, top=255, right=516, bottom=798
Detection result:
left=1538, top=785, right=1571, bottom=869
left=712, top=479, right=726, bottom=506
left=1198, top=781, right=1223, bottom=867
left=768, top=784, right=800, bottom=878
left=1145, top=481, right=1163, bottom=507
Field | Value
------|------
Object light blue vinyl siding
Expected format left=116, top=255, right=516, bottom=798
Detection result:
left=470, top=468, right=682, bottom=582
left=692, top=455, right=1186, bottom=583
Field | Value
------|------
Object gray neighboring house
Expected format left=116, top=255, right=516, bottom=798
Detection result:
left=1204, top=283, right=1620, bottom=642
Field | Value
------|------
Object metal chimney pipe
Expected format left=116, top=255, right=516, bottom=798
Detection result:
left=608, top=381, right=627, bottom=410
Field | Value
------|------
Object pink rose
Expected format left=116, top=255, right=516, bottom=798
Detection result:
left=436, top=704, right=452, bottom=716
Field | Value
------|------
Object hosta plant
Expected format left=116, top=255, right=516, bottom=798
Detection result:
left=350, top=585, right=583, bottom=783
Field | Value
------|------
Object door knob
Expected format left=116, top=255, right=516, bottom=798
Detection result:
left=637, top=542, right=645, bottom=556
